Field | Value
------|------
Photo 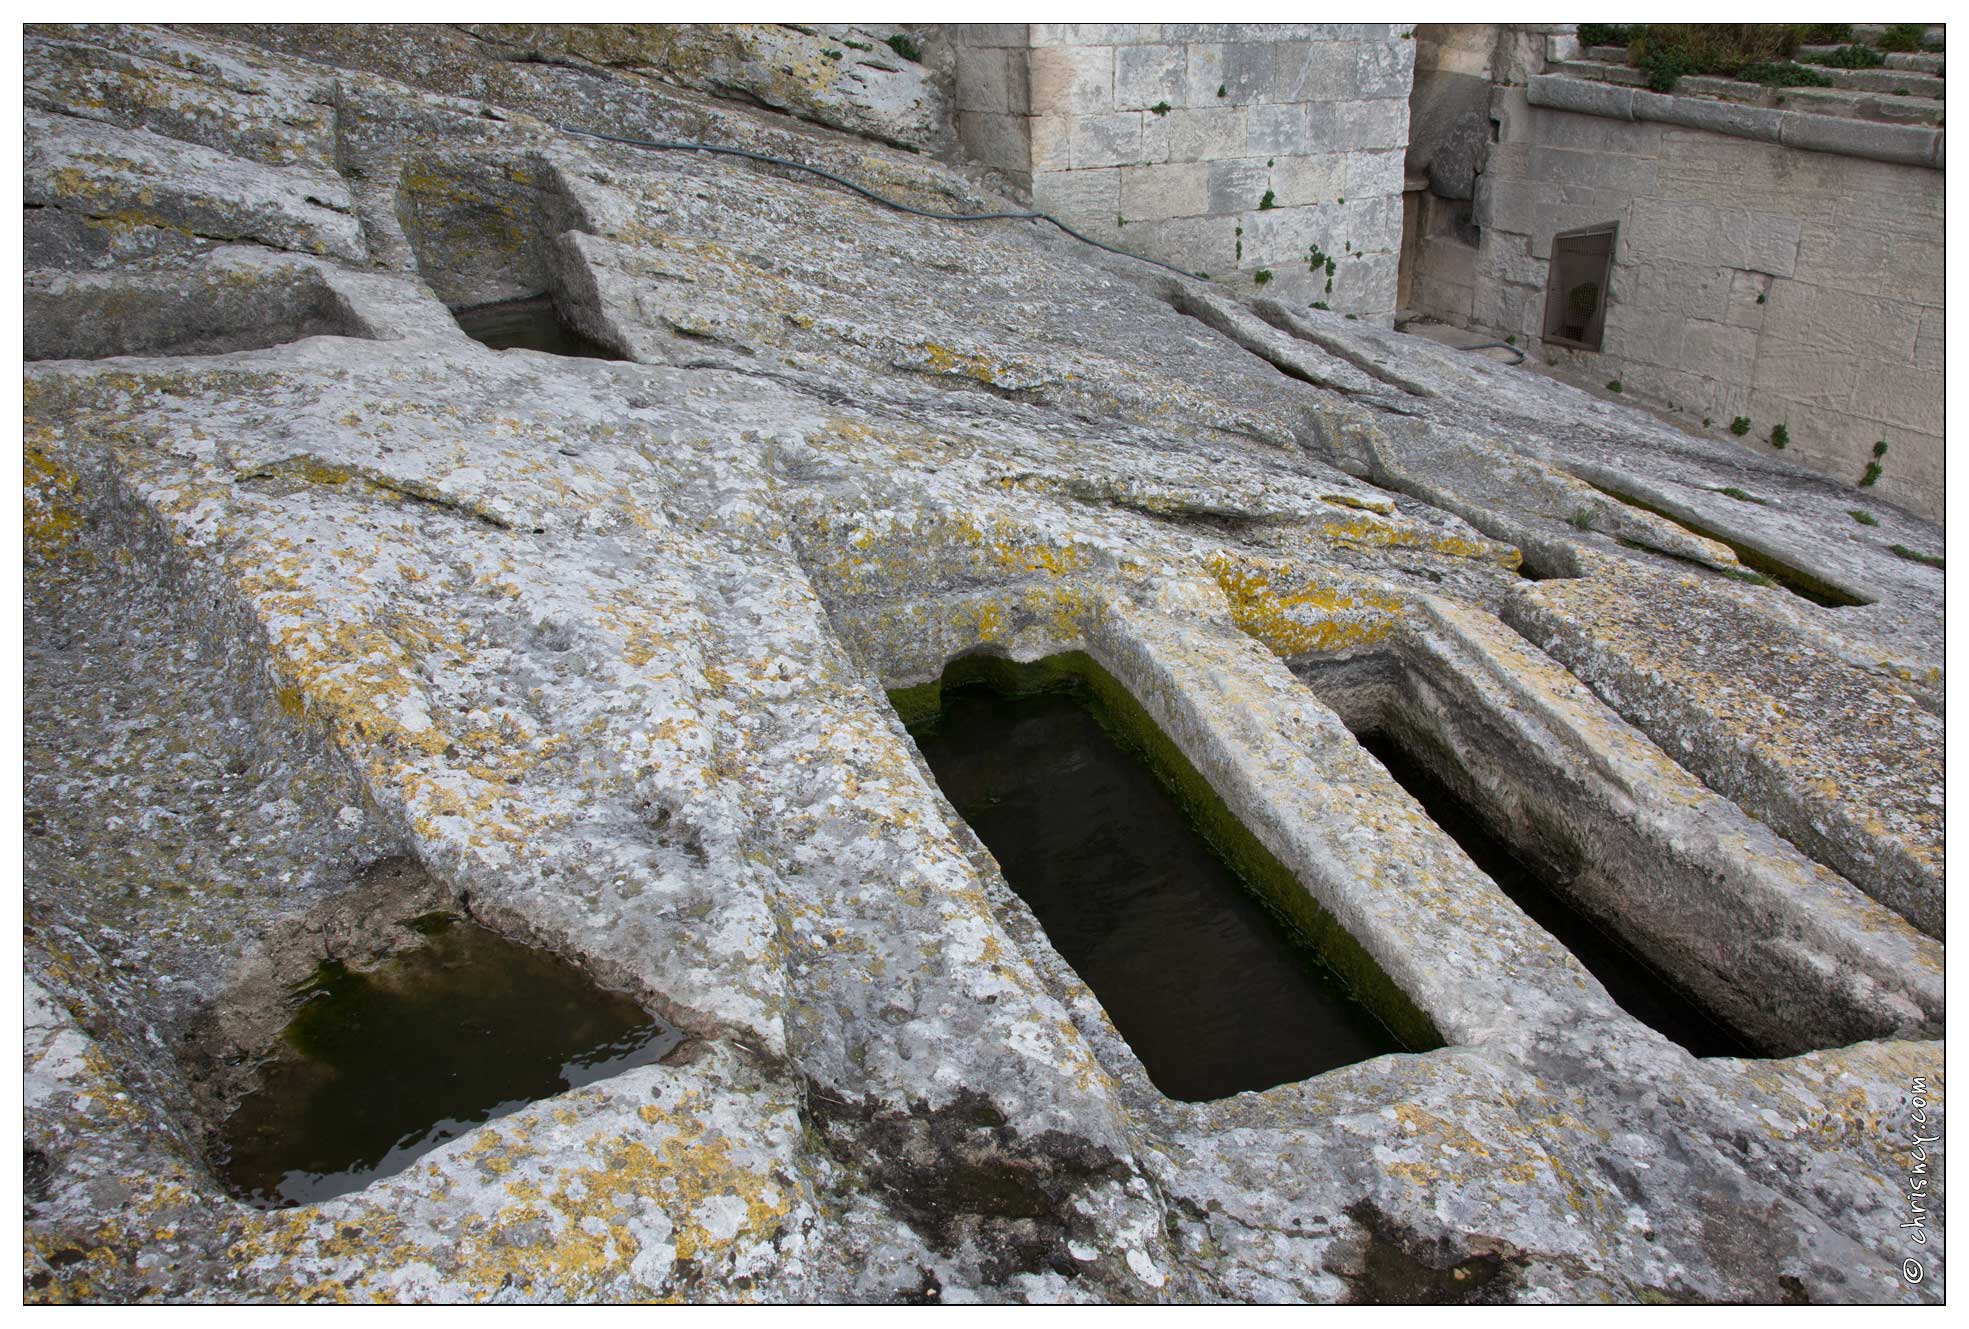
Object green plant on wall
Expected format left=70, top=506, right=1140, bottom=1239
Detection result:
left=1860, top=440, right=1888, bottom=487
left=1729, top=416, right=1752, bottom=436
left=1769, top=423, right=1789, bottom=448
left=1253, top=268, right=1274, bottom=285
left=885, top=33, right=921, bottom=61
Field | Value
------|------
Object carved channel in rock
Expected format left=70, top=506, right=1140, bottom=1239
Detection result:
left=1355, top=729, right=1752, bottom=1058
left=1294, top=647, right=1938, bottom=1055
left=396, top=151, right=628, bottom=358
left=197, top=858, right=684, bottom=1209
left=24, top=263, right=373, bottom=361
left=1583, top=479, right=1871, bottom=608
left=893, top=650, right=1437, bottom=1101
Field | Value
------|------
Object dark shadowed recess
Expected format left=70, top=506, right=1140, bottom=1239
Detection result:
left=1357, top=730, right=1753, bottom=1058
left=452, top=293, right=622, bottom=359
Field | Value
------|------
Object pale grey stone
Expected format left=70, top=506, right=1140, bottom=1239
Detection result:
left=1114, top=42, right=1185, bottom=110
left=1166, top=105, right=1244, bottom=162
left=18, top=22, right=1949, bottom=1311
left=954, top=46, right=1011, bottom=114
left=1120, top=161, right=1210, bottom=221
left=1205, top=157, right=1272, bottom=216
left=1273, top=153, right=1346, bottom=207
left=957, top=110, right=1030, bottom=173
left=1029, top=43, right=1113, bottom=116
left=1070, top=111, right=1143, bottom=169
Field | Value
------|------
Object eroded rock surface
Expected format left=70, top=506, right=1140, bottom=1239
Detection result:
left=23, top=23, right=1944, bottom=1305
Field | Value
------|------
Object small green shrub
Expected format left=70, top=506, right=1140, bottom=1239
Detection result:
left=1736, top=62, right=1835, bottom=87
left=1890, top=544, right=1944, bottom=568
left=1253, top=268, right=1274, bottom=286
left=1860, top=461, right=1883, bottom=487
left=885, top=33, right=922, bottom=62
left=1637, top=44, right=1699, bottom=91
left=1876, top=24, right=1931, bottom=53
left=1848, top=509, right=1878, bottom=526
left=1718, top=486, right=1766, bottom=503
left=1799, top=24, right=1854, bottom=44
left=1577, top=23, right=1635, bottom=48
left=1626, top=23, right=1815, bottom=92
left=1259, top=189, right=1276, bottom=210
left=1570, top=508, right=1598, bottom=531
left=1151, top=101, right=1172, bottom=116
left=840, top=38, right=873, bottom=51
left=1729, top=416, right=1752, bottom=436
left=1769, top=423, right=1789, bottom=448
left=1805, top=44, right=1885, bottom=68
left=1607, top=379, right=1624, bottom=393
left=1311, top=301, right=1330, bottom=310
left=1217, top=83, right=1227, bottom=97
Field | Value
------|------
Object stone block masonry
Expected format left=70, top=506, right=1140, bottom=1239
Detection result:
left=1460, top=83, right=1944, bottom=522
left=948, top=24, right=1416, bottom=316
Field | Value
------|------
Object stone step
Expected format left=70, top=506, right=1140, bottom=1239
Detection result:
left=1549, top=58, right=1646, bottom=86
left=1547, top=58, right=1944, bottom=126
left=1797, top=44, right=1945, bottom=74
left=1769, top=84, right=1945, bottom=125
left=1790, top=64, right=1945, bottom=98
left=1675, top=73, right=1946, bottom=125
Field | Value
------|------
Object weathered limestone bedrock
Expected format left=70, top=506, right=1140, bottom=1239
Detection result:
left=23, top=24, right=1943, bottom=1305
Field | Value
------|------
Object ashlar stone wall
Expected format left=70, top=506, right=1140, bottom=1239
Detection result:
left=1467, top=90, right=1944, bottom=520
left=948, top=23, right=1415, bottom=315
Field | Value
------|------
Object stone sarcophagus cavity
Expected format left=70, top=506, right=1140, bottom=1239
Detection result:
left=894, top=649, right=1441, bottom=1100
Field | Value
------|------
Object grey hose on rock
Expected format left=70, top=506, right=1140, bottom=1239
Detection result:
left=555, top=123, right=1214, bottom=282
left=1462, top=340, right=1527, bottom=365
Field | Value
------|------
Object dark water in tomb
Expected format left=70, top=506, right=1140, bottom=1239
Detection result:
left=1357, top=732, right=1753, bottom=1058
left=452, top=293, right=622, bottom=359
left=908, top=677, right=1410, bottom=1102
left=216, top=913, right=682, bottom=1208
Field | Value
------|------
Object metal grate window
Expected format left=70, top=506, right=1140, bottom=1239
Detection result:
left=1542, top=223, right=1617, bottom=351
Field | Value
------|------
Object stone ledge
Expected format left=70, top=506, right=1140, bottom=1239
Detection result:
left=1525, top=73, right=1944, bottom=169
